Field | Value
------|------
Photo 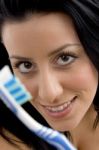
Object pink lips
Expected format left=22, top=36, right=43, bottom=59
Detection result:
left=43, top=96, right=77, bottom=118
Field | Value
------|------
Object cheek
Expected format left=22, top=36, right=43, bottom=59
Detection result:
left=62, top=66, right=98, bottom=92
left=23, top=79, right=38, bottom=98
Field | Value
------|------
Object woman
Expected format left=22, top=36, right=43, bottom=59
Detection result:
left=0, top=0, right=99, bottom=149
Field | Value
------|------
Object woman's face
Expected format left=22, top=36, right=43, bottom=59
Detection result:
left=2, top=13, right=98, bottom=131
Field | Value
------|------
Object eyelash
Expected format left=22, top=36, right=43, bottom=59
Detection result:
left=14, top=61, right=31, bottom=68
left=13, top=61, right=35, bottom=74
left=53, top=51, right=78, bottom=67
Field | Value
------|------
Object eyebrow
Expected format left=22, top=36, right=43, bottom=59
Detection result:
left=10, top=55, right=32, bottom=61
left=48, top=43, right=81, bottom=57
left=9, top=43, right=81, bottom=60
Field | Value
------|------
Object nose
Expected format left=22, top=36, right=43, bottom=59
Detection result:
left=38, top=71, right=63, bottom=103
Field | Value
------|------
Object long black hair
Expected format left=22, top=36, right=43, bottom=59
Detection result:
left=0, top=0, right=99, bottom=149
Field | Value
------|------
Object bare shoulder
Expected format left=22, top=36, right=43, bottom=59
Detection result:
left=0, top=134, right=32, bottom=150
left=0, top=135, right=18, bottom=150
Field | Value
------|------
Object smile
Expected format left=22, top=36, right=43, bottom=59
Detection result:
left=44, top=96, right=77, bottom=113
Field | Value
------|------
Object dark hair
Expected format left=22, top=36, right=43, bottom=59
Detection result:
left=0, top=0, right=99, bottom=149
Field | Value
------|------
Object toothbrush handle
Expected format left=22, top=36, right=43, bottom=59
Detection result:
left=33, top=126, right=77, bottom=150
left=0, top=86, right=76, bottom=150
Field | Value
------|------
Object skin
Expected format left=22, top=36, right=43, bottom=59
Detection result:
left=0, top=130, right=32, bottom=150
left=1, top=13, right=99, bottom=149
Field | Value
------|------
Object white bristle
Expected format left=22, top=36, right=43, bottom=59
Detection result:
left=0, top=65, right=13, bottom=84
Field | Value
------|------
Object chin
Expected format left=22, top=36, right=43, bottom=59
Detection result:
left=48, top=121, right=78, bottom=132
left=48, top=123, right=68, bottom=132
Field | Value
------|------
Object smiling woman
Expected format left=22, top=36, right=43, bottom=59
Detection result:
left=0, top=0, right=99, bottom=150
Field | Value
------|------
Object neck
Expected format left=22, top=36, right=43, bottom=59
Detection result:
left=69, top=105, right=98, bottom=148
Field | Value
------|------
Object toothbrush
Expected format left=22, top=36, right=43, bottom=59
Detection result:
left=0, top=66, right=77, bottom=150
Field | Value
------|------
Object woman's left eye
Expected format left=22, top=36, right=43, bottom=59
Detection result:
left=56, top=53, right=77, bottom=66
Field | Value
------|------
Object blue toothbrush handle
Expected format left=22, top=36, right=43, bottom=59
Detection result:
left=32, top=126, right=77, bottom=150
left=0, top=65, right=77, bottom=150
left=0, top=87, right=76, bottom=150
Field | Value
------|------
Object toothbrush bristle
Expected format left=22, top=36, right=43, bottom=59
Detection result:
left=4, top=75, right=32, bottom=105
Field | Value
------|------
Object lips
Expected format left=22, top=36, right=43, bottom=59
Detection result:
left=45, top=100, right=72, bottom=112
left=43, top=96, right=77, bottom=113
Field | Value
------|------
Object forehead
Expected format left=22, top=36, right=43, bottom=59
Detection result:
left=2, top=12, right=76, bottom=40
left=1, top=13, right=80, bottom=57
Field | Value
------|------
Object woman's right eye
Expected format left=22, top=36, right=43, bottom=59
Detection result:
left=14, top=61, right=36, bottom=74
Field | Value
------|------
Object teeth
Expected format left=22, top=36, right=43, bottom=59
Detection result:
left=46, top=100, right=72, bottom=112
